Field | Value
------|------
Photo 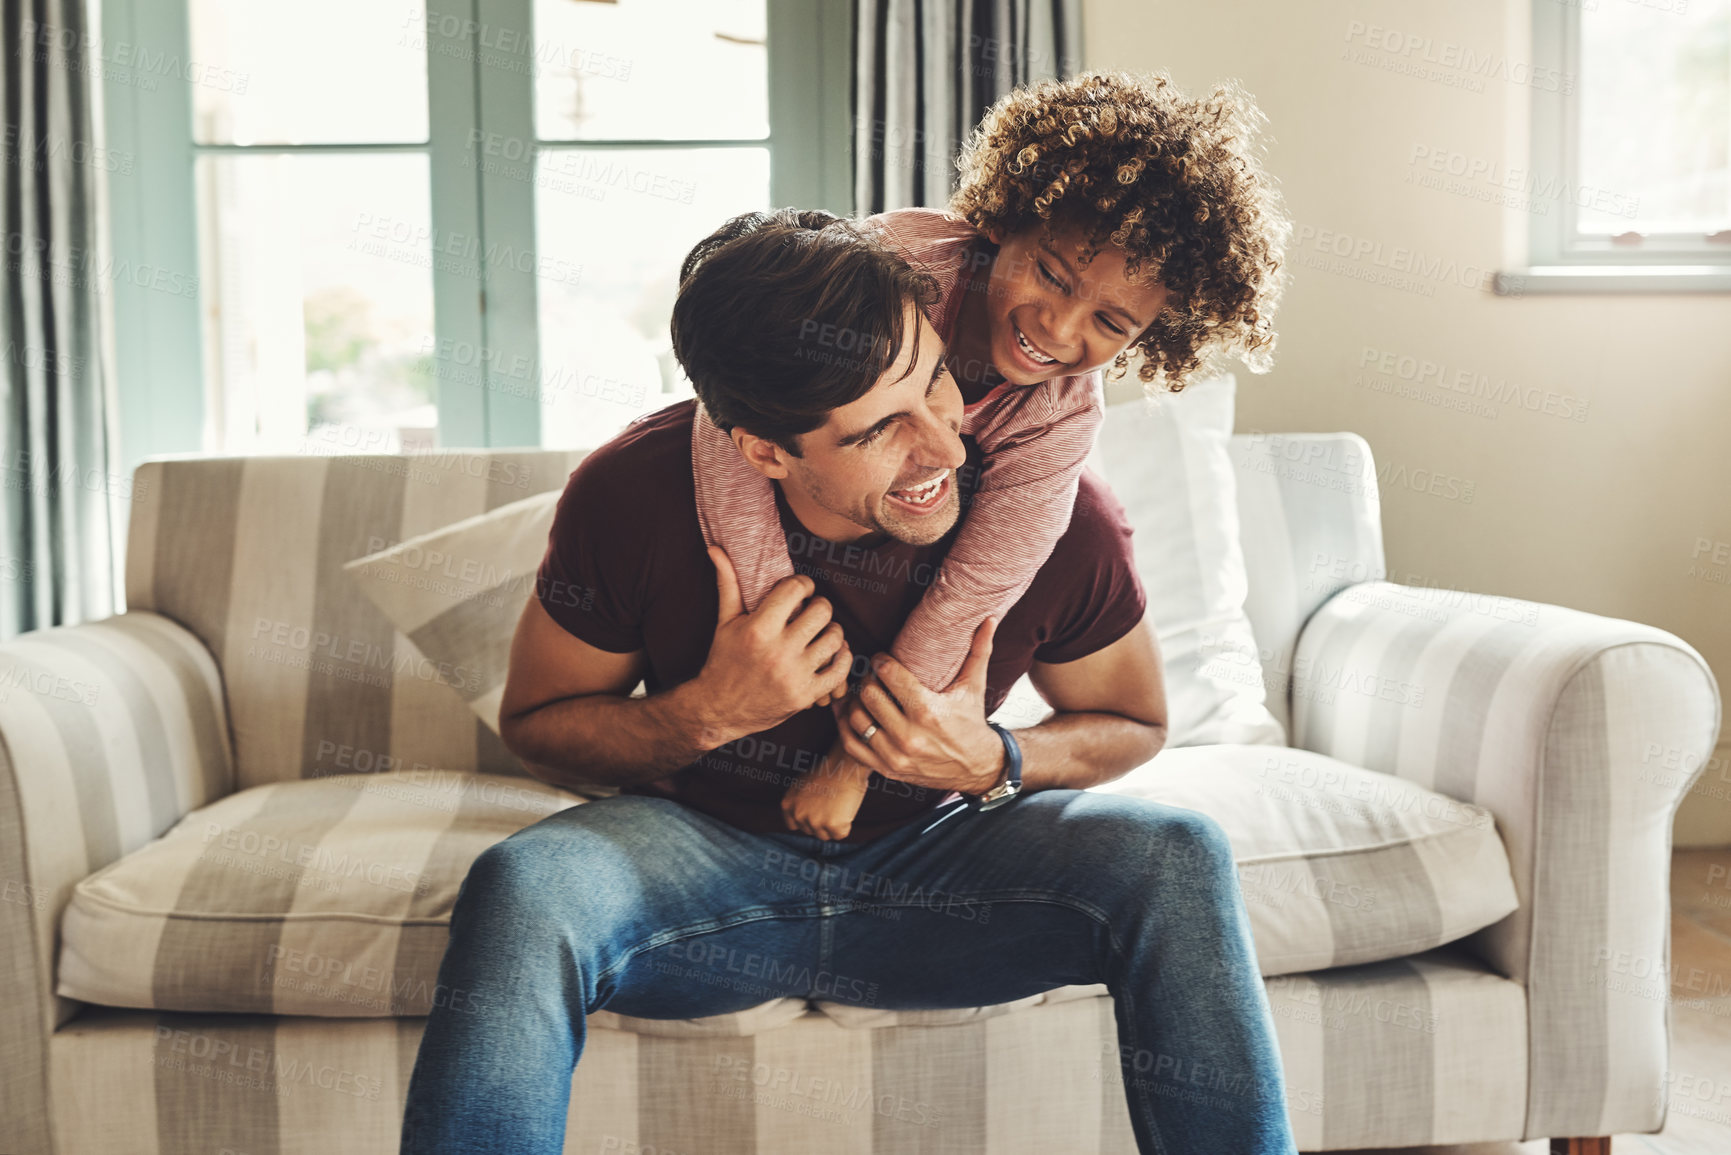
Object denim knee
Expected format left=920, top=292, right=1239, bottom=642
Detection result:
left=1157, top=806, right=1238, bottom=880
left=453, top=836, right=556, bottom=926
left=1077, top=796, right=1238, bottom=885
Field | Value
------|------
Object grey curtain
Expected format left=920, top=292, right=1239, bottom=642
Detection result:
left=854, top=0, right=1083, bottom=214
left=2, top=0, right=118, bottom=639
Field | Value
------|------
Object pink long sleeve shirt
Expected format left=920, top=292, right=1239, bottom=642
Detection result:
left=691, top=207, right=1105, bottom=692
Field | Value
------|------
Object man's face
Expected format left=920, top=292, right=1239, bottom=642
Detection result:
left=741, top=301, right=967, bottom=547
left=980, top=217, right=1171, bottom=387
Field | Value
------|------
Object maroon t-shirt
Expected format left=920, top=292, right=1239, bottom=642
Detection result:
left=535, top=400, right=1146, bottom=843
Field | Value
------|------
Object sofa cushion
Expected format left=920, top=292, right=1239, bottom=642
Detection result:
left=1088, top=745, right=1519, bottom=976
left=55, top=767, right=803, bottom=1035
left=124, top=451, right=588, bottom=790
left=340, top=488, right=558, bottom=730
left=1094, top=376, right=1287, bottom=748
left=60, top=747, right=1516, bottom=1024
left=341, top=489, right=626, bottom=801
left=1228, top=430, right=1386, bottom=741
left=49, top=944, right=1529, bottom=1154
left=57, top=771, right=584, bottom=1017
left=814, top=748, right=1517, bottom=1026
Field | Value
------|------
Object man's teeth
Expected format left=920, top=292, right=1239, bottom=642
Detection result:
left=894, top=475, right=946, bottom=504
left=1016, top=326, right=1058, bottom=365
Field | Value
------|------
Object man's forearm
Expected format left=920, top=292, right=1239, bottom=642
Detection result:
left=503, top=679, right=738, bottom=792
left=1011, top=710, right=1166, bottom=794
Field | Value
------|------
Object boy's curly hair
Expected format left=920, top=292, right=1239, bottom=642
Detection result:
left=951, top=70, right=1292, bottom=392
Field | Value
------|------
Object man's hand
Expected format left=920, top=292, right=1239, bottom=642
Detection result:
left=690, top=547, right=853, bottom=741
left=834, top=617, right=1005, bottom=796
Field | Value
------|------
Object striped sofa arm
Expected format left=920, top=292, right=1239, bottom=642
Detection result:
left=1289, top=581, right=1722, bottom=1141
left=0, top=611, right=234, bottom=1155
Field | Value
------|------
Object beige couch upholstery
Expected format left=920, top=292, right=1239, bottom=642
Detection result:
left=1, top=437, right=1718, bottom=1153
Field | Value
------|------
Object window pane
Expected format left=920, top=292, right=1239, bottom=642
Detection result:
left=190, top=0, right=428, bottom=144
left=196, top=154, right=437, bottom=454
left=1577, top=0, right=1730, bottom=235
left=533, top=147, right=770, bottom=448
left=534, top=0, right=767, bottom=142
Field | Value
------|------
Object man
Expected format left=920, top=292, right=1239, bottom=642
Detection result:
left=399, top=210, right=1297, bottom=1155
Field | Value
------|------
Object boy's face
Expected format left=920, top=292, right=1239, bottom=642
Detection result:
left=980, top=217, right=1171, bottom=387
left=734, top=301, right=968, bottom=547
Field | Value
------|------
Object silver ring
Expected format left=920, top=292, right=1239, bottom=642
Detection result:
left=859, top=723, right=879, bottom=742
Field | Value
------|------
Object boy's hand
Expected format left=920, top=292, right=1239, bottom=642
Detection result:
left=836, top=617, right=1003, bottom=796
left=782, top=737, right=872, bottom=841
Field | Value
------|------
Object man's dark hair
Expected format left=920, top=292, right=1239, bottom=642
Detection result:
left=671, top=208, right=939, bottom=455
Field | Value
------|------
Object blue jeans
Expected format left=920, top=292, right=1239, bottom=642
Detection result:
left=400, top=789, right=1298, bottom=1155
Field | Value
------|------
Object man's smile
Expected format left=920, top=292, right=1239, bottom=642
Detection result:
left=885, top=470, right=952, bottom=515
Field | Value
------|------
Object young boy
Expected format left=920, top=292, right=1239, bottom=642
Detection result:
left=691, top=69, right=1291, bottom=839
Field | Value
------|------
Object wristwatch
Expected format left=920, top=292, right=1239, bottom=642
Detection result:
left=967, top=723, right=1024, bottom=810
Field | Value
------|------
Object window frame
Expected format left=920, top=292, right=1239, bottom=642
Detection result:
left=1499, top=0, right=1731, bottom=294
left=102, top=0, right=854, bottom=480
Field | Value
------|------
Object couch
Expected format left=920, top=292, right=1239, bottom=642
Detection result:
left=0, top=416, right=1719, bottom=1155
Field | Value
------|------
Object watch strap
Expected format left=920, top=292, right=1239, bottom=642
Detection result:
left=970, top=723, right=1023, bottom=809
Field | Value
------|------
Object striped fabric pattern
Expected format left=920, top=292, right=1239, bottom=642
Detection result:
left=0, top=611, right=234, bottom=1155
left=44, top=944, right=1526, bottom=1154
left=56, top=772, right=584, bottom=1017
left=54, top=747, right=1516, bottom=1018
left=1088, top=744, right=1518, bottom=976
left=339, top=487, right=630, bottom=800
left=1228, top=430, right=1387, bottom=742
left=123, top=451, right=586, bottom=791
left=1095, top=379, right=1288, bottom=748
left=1290, top=580, right=1723, bottom=1140
left=5, top=437, right=1715, bottom=1153
left=340, top=490, right=561, bottom=725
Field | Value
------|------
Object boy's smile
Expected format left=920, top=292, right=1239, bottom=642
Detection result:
left=951, top=216, right=1171, bottom=395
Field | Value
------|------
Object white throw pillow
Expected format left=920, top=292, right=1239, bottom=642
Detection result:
left=1093, top=374, right=1286, bottom=747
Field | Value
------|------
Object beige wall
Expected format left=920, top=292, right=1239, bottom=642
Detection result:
left=1084, top=0, right=1731, bottom=845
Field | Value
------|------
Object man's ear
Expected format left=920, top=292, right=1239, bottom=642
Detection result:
left=730, top=426, right=794, bottom=481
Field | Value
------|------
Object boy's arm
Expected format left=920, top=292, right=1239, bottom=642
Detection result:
left=692, top=403, right=798, bottom=616
left=500, top=551, right=850, bottom=791
left=888, top=377, right=1104, bottom=691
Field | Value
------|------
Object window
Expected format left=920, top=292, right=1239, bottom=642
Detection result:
left=189, top=0, right=436, bottom=455
left=1504, top=0, right=1731, bottom=292
left=102, top=0, right=852, bottom=477
left=528, top=0, right=770, bottom=451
